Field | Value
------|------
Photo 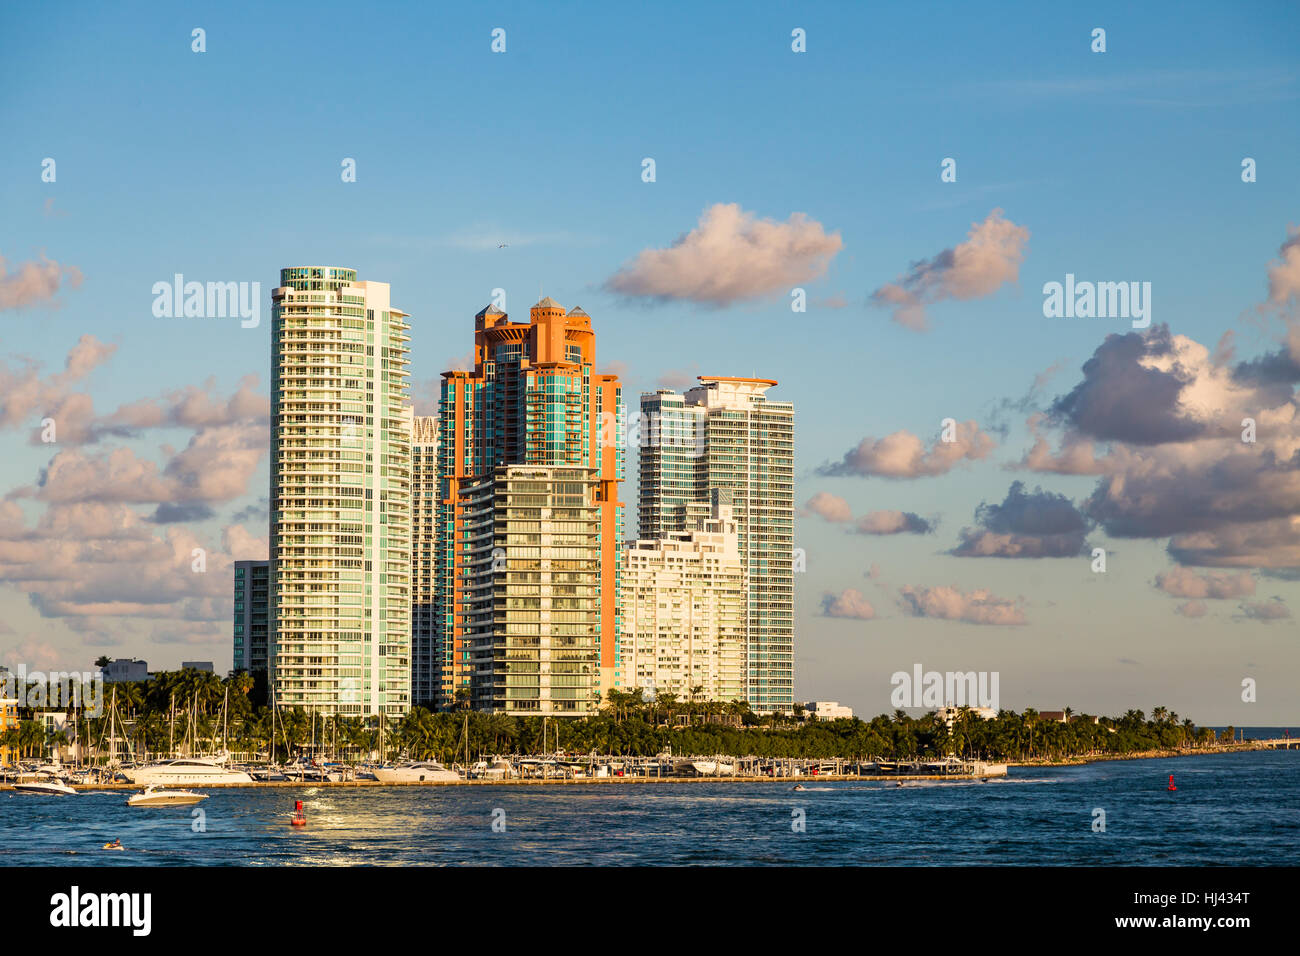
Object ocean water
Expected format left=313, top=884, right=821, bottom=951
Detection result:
left=3, top=750, right=1296, bottom=866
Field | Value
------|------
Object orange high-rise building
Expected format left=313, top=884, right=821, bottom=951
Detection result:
left=434, top=298, right=624, bottom=714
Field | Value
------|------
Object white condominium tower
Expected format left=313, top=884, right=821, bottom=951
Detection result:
left=269, top=266, right=413, bottom=719
left=622, top=495, right=746, bottom=703
left=638, top=377, right=794, bottom=712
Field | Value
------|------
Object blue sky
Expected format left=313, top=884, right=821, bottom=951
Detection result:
left=2, top=0, right=1298, bottom=723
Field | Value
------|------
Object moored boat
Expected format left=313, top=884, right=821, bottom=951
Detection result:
left=127, top=785, right=209, bottom=807
left=124, top=758, right=253, bottom=786
left=373, top=761, right=460, bottom=784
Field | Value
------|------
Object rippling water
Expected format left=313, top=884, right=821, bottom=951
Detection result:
left=4, top=750, right=1296, bottom=866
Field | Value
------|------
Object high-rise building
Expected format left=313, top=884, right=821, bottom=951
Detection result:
left=436, top=297, right=623, bottom=715
left=269, top=266, right=413, bottom=719
left=637, top=377, right=794, bottom=712
left=622, top=494, right=746, bottom=703
left=462, top=465, right=605, bottom=713
left=233, top=560, right=269, bottom=675
left=636, top=389, right=708, bottom=540
left=411, top=414, right=440, bottom=708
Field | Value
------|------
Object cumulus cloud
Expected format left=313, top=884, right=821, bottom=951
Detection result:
left=803, top=493, right=932, bottom=534
left=1, top=638, right=64, bottom=672
left=231, top=498, right=269, bottom=525
left=0, top=335, right=276, bottom=646
left=1155, top=566, right=1255, bottom=599
left=98, top=375, right=268, bottom=435
left=819, top=589, right=877, bottom=619
left=222, top=523, right=268, bottom=562
left=1048, top=326, right=1217, bottom=445
left=149, top=620, right=224, bottom=645
left=870, top=209, right=1029, bottom=330
left=0, top=501, right=237, bottom=621
left=1020, top=316, right=1300, bottom=568
left=952, top=481, right=1092, bottom=557
left=804, top=491, right=853, bottom=523
left=896, top=584, right=1027, bottom=625
left=149, top=503, right=216, bottom=524
left=853, top=510, right=933, bottom=535
left=15, top=420, right=267, bottom=507
left=0, top=335, right=115, bottom=433
left=1168, top=519, right=1300, bottom=569
left=1239, top=598, right=1291, bottom=621
left=1176, top=600, right=1208, bottom=618
left=818, top=420, right=995, bottom=478
left=0, top=253, right=83, bottom=311
left=2, top=338, right=267, bottom=447
left=604, top=203, right=843, bottom=306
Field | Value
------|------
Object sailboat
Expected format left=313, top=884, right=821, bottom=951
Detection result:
left=125, top=689, right=250, bottom=785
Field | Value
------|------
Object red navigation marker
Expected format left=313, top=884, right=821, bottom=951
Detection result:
left=1167, top=774, right=1177, bottom=792
left=291, top=800, right=307, bottom=826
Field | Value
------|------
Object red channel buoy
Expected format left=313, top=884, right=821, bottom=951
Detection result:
left=1167, top=774, right=1177, bottom=791
left=291, top=800, right=307, bottom=826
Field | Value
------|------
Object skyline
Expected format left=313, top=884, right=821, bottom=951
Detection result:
left=3, top=1, right=1300, bottom=723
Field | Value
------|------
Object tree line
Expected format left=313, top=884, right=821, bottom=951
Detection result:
left=2, top=670, right=1240, bottom=766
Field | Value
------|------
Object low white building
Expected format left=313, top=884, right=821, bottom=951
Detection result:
left=102, top=659, right=149, bottom=682
left=937, top=705, right=999, bottom=728
left=804, top=700, right=854, bottom=721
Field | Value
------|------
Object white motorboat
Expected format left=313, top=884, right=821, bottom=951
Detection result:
left=373, top=761, right=460, bottom=784
left=124, top=758, right=253, bottom=786
left=691, top=760, right=736, bottom=776
left=15, top=777, right=77, bottom=796
left=127, top=785, right=209, bottom=807
left=481, top=758, right=515, bottom=779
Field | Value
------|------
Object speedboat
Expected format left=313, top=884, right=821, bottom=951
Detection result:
left=127, top=785, right=209, bottom=807
left=124, top=758, right=253, bottom=786
left=373, top=761, right=460, bottom=784
left=15, top=777, right=77, bottom=796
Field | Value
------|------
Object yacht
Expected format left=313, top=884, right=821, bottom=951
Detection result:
left=691, top=759, right=737, bottom=776
left=373, top=761, right=460, bottom=784
left=124, top=758, right=253, bottom=786
left=15, top=775, right=77, bottom=796
left=127, top=785, right=209, bottom=807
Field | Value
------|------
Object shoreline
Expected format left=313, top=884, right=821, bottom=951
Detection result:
left=1010, top=742, right=1278, bottom=769
left=5, top=745, right=1291, bottom=791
